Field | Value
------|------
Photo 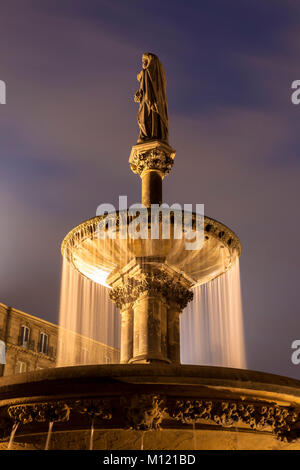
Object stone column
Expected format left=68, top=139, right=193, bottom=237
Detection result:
left=167, top=303, right=181, bottom=364
left=120, top=307, right=133, bottom=363
left=131, top=293, right=168, bottom=364
left=141, top=170, right=162, bottom=207
left=108, top=260, right=193, bottom=365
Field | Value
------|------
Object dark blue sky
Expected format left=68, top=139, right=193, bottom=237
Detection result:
left=0, top=0, right=300, bottom=378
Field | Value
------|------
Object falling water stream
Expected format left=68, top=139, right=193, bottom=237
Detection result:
left=44, top=421, right=54, bottom=450
left=192, top=422, right=196, bottom=450
left=181, top=259, right=246, bottom=368
left=140, top=431, right=145, bottom=450
left=57, top=252, right=246, bottom=369
left=235, top=425, right=240, bottom=450
left=57, top=259, right=120, bottom=367
left=89, top=417, right=95, bottom=450
left=7, top=422, right=19, bottom=450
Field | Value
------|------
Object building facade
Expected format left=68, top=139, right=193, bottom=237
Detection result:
left=0, top=302, right=119, bottom=376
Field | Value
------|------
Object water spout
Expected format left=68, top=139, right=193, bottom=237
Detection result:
left=45, top=421, right=54, bottom=450
left=89, top=417, right=95, bottom=450
left=140, top=431, right=145, bottom=450
left=192, top=422, right=196, bottom=450
left=7, top=422, right=19, bottom=450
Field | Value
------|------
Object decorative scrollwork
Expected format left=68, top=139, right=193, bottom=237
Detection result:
left=110, top=269, right=193, bottom=311
left=168, top=398, right=300, bottom=442
left=1, top=396, right=300, bottom=443
left=130, top=148, right=174, bottom=177
left=121, top=394, right=166, bottom=431
left=74, top=399, right=112, bottom=420
left=8, top=404, right=35, bottom=425
left=109, top=284, right=135, bottom=309
left=8, top=401, right=70, bottom=424
left=169, top=399, right=213, bottom=424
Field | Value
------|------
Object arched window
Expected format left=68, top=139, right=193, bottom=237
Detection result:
left=19, top=325, right=30, bottom=347
left=39, top=332, right=48, bottom=354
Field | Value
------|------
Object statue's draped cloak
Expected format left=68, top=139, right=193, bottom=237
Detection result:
left=137, top=54, right=169, bottom=142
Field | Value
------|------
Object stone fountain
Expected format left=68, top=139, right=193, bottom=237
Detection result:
left=0, top=53, right=300, bottom=450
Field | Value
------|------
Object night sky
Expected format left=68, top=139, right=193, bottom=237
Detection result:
left=0, top=0, right=299, bottom=379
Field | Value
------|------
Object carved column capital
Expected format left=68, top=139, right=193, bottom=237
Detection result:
left=129, top=141, right=175, bottom=178
left=110, top=267, right=193, bottom=311
left=109, top=284, right=135, bottom=310
left=109, top=260, right=193, bottom=364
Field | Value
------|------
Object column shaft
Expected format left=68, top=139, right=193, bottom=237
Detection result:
left=141, top=170, right=162, bottom=207
left=120, top=307, right=133, bottom=363
left=167, top=305, right=181, bottom=363
left=130, top=294, right=169, bottom=364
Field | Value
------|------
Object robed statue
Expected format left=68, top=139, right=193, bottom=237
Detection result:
left=134, top=53, right=169, bottom=143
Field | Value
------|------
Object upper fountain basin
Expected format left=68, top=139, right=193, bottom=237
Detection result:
left=61, top=211, right=241, bottom=288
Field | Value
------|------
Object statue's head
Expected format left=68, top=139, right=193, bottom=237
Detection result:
left=142, top=53, right=159, bottom=69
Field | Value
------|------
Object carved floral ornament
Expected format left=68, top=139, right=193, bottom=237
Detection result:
left=7, top=401, right=70, bottom=425
left=0, top=396, right=299, bottom=442
left=109, top=270, right=193, bottom=310
left=74, top=399, right=112, bottom=420
left=129, top=148, right=174, bottom=177
left=168, top=398, right=300, bottom=442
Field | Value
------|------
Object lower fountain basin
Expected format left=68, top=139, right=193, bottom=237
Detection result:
left=0, top=365, right=299, bottom=450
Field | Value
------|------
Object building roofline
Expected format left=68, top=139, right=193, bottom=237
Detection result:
left=0, top=302, right=58, bottom=329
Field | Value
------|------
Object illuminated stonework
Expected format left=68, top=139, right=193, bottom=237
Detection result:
left=0, top=366, right=299, bottom=448
left=0, top=53, right=299, bottom=452
left=108, top=258, right=193, bottom=364
left=129, top=140, right=175, bottom=178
